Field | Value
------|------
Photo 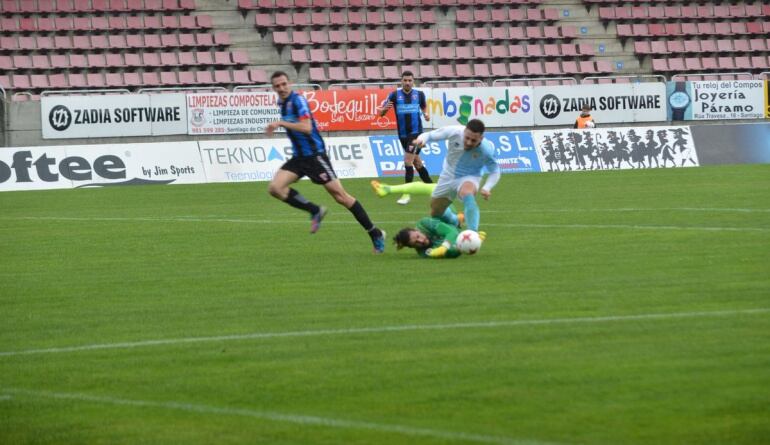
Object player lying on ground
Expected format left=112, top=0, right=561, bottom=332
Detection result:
left=394, top=217, right=486, bottom=259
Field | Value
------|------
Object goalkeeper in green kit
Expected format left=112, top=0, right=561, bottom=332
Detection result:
left=393, top=217, right=486, bottom=259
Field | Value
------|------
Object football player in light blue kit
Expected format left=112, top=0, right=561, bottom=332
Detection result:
left=411, top=119, right=500, bottom=232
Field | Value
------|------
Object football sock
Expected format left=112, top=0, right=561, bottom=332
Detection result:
left=462, top=194, right=480, bottom=231
left=348, top=200, right=376, bottom=233
left=417, top=166, right=432, bottom=183
left=439, top=207, right=459, bottom=227
left=382, top=182, right=436, bottom=195
left=284, top=188, right=320, bottom=215
left=404, top=165, right=414, bottom=183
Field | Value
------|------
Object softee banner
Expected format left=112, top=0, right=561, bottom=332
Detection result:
left=42, top=93, right=188, bottom=139
left=427, top=87, right=534, bottom=128
left=0, top=142, right=205, bottom=191
left=666, top=80, right=765, bottom=121
left=534, top=83, right=667, bottom=126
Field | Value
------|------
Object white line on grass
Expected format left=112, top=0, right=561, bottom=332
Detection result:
left=509, top=207, right=770, bottom=214
left=2, top=216, right=768, bottom=233
left=1, top=388, right=558, bottom=445
left=0, top=395, right=12, bottom=401
left=1, top=308, right=767, bottom=358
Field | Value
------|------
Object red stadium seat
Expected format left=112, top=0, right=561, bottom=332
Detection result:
left=194, top=70, right=213, bottom=84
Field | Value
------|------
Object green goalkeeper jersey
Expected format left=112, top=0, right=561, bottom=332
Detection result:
left=415, top=217, right=462, bottom=259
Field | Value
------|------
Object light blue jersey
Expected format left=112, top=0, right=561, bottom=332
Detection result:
left=417, top=125, right=501, bottom=192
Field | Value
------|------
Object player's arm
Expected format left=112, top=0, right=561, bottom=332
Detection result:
left=279, top=118, right=312, bottom=134
left=414, top=126, right=463, bottom=148
left=379, top=93, right=395, bottom=117
left=480, top=146, right=501, bottom=200
left=419, top=91, right=429, bottom=121
left=418, top=218, right=461, bottom=258
left=267, top=96, right=314, bottom=135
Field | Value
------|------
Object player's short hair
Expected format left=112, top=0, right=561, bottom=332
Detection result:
left=581, top=104, right=591, bottom=111
left=401, top=70, right=414, bottom=79
left=394, top=228, right=414, bottom=250
left=271, top=71, right=289, bottom=81
left=466, top=119, right=485, bottom=134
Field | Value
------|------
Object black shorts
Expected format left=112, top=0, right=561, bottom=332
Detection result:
left=401, top=135, right=422, bottom=155
left=280, top=153, right=337, bottom=185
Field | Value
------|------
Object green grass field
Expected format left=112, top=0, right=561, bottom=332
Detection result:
left=1, top=164, right=769, bottom=445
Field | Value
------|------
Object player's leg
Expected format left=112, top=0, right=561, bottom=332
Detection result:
left=370, top=180, right=435, bottom=197
left=398, top=137, right=418, bottom=204
left=268, top=167, right=324, bottom=225
left=430, top=179, right=460, bottom=226
left=324, top=179, right=386, bottom=253
left=413, top=153, right=432, bottom=184
left=458, top=179, right=480, bottom=231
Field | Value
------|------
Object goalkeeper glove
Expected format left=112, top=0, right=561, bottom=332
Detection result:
left=425, top=241, right=451, bottom=258
left=426, top=246, right=447, bottom=258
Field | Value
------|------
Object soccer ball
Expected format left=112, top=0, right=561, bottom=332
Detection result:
left=584, top=120, right=595, bottom=128
left=456, top=230, right=482, bottom=255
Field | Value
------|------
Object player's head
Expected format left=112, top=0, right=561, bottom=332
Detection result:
left=271, top=71, right=292, bottom=100
left=394, top=228, right=430, bottom=250
left=400, top=71, right=415, bottom=92
left=580, top=104, right=591, bottom=117
left=463, top=119, right=485, bottom=150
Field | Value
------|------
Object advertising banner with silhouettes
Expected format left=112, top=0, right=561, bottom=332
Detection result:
left=42, top=94, right=187, bottom=139
left=427, top=87, right=534, bottom=128
left=0, top=142, right=205, bottom=192
left=533, top=126, right=698, bottom=172
left=534, top=83, right=666, bottom=126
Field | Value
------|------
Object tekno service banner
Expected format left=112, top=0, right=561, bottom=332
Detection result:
left=428, top=87, right=534, bottom=128
left=685, top=80, right=765, bottom=120
left=198, top=137, right=378, bottom=183
left=534, top=83, right=666, bottom=126
left=42, top=93, right=187, bottom=139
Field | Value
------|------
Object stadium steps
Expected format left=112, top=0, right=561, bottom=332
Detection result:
left=549, top=0, right=641, bottom=75
left=191, top=0, right=287, bottom=82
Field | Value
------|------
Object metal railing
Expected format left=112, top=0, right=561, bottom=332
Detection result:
left=138, top=86, right=227, bottom=94
left=40, top=88, right=131, bottom=97
left=493, top=77, right=577, bottom=86
left=582, top=74, right=666, bottom=84
left=328, top=81, right=399, bottom=90
left=0, top=85, right=5, bottom=102
left=671, top=72, right=754, bottom=81
left=234, top=83, right=321, bottom=92
left=423, top=79, right=487, bottom=88
left=758, top=71, right=770, bottom=80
